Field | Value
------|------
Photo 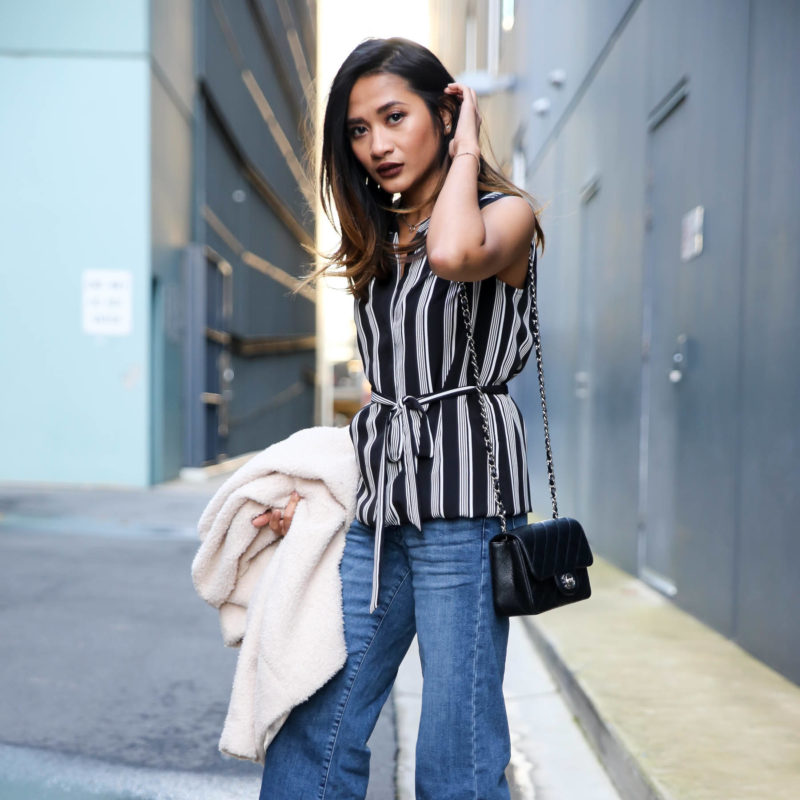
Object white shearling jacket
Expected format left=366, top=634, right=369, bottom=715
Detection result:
left=192, top=425, right=358, bottom=763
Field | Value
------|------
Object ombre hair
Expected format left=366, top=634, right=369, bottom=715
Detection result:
left=302, top=37, right=545, bottom=300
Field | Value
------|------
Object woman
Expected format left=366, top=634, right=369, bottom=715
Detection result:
left=252, top=37, right=545, bottom=800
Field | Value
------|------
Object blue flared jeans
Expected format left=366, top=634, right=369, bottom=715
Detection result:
left=258, top=511, right=528, bottom=800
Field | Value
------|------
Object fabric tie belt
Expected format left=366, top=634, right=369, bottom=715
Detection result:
left=366, top=382, right=509, bottom=613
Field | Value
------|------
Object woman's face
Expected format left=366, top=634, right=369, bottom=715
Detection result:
left=346, top=72, right=445, bottom=204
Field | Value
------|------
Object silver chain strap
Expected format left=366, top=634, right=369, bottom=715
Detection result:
left=457, top=242, right=559, bottom=535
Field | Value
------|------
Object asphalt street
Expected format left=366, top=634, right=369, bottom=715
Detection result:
left=0, top=480, right=394, bottom=800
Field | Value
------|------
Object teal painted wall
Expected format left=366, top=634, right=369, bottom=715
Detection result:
left=0, top=0, right=148, bottom=52
left=0, top=1, right=152, bottom=485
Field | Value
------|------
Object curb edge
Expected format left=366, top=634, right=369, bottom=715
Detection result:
left=520, top=616, right=672, bottom=800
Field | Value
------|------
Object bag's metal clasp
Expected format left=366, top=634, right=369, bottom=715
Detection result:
left=559, top=572, right=577, bottom=592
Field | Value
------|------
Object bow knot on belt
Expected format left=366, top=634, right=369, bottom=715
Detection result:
left=382, top=393, right=435, bottom=462
left=366, top=382, right=509, bottom=613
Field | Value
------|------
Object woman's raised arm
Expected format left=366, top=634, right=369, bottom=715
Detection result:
left=426, top=82, right=536, bottom=289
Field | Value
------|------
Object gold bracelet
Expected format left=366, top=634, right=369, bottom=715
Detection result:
left=452, top=151, right=480, bottom=167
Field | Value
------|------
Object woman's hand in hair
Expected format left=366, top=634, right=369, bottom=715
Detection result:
left=251, top=491, right=301, bottom=537
left=443, top=82, right=482, bottom=159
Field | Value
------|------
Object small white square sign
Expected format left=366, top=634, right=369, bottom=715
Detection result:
left=82, top=269, right=133, bottom=336
left=681, top=205, right=704, bottom=262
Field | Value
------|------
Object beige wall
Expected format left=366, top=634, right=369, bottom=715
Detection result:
left=429, top=0, right=523, bottom=177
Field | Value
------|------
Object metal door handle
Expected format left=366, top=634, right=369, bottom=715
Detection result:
left=669, top=333, right=688, bottom=383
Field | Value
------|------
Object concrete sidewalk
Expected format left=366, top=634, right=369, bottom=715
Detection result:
left=525, top=558, right=800, bottom=800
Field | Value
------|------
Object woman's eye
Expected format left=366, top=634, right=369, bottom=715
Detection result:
left=388, top=112, right=405, bottom=124
left=349, top=126, right=366, bottom=139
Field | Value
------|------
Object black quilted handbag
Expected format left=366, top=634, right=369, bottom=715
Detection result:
left=458, top=242, right=594, bottom=616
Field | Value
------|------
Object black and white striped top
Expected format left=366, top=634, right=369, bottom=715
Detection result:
left=348, top=191, right=537, bottom=611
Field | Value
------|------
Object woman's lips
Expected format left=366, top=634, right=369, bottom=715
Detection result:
left=377, top=164, right=402, bottom=178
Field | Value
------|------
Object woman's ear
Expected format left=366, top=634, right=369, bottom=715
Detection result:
left=439, top=107, right=454, bottom=135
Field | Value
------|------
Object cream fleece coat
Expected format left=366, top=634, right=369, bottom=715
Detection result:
left=191, top=425, right=358, bottom=763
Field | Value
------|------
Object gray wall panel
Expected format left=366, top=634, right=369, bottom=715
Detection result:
left=203, top=117, right=313, bottom=340
left=188, top=0, right=317, bottom=466
left=201, top=0, right=308, bottom=222
left=580, top=4, right=648, bottom=572
left=150, top=2, right=194, bottom=484
left=227, top=351, right=315, bottom=453
left=292, top=0, right=316, bottom=73
left=644, top=0, right=750, bottom=635
left=221, top=0, right=305, bottom=146
left=536, top=113, right=584, bottom=523
left=513, top=143, right=560, bottom=522
left=242, top=195, right=315, bottom=338
left=253, top=0, right=311, bottom=102
left=737, top=0, right=800, bottom=682
left=203, top=114, right=251, bottom=248
left=519, top=0, right=800, bottom=681
left=524, top=2, right=648, bottom=571
left=523, top=0, right=641, bottom=164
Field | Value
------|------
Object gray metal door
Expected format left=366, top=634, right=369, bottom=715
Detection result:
left=640, top=73, right=741, bottom=634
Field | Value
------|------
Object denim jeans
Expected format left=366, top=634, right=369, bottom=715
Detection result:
left=258, top=511, right=527, bottom=800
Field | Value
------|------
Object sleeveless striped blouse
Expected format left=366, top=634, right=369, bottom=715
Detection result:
left=348, top=190, right=537, bottom=610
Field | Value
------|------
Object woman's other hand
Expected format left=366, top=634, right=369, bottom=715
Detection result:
left=251, top=490, right=301, bottom=537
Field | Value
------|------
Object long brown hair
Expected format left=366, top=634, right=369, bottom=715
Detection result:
left=300, top=37, right=545, bottom=300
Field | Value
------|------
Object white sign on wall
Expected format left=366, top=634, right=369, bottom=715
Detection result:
left=82, top=269, right=133, bottom=336
left=681, top=205, right=705, bottom=262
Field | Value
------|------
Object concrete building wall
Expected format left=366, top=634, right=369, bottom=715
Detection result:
left=0, top=1, right=152, bottom=485
left=149, top=0, right=195, bottom=483
left=736, top=0, right=800, bottom=684
left=0, top=0, right=316, bottom=485
left=430, top=0, right=800, bottom=683
left=188, top=0, right=317, bottom=466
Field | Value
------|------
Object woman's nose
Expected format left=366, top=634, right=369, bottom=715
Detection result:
left=370, top=128, right=392, bottom=158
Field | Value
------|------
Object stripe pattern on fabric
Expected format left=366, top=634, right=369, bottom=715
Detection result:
left=348, top=191, right=536, bottom=610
